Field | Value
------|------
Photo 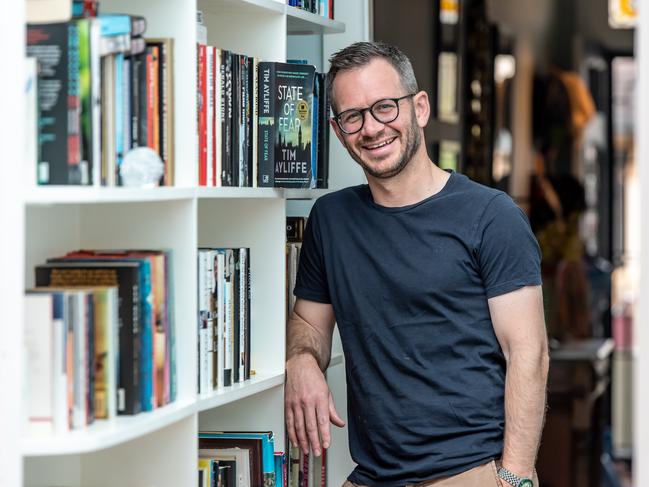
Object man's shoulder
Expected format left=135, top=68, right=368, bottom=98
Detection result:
left=451, top=172, right=511, bottom=208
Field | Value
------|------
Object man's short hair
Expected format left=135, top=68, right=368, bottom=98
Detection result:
left=326, top=41, right=419, bottom=112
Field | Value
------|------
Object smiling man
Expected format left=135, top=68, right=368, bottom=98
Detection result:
left=284, top=41, right=548, bottom=487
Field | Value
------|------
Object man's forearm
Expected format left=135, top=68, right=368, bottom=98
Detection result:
left=501, top=347, right=549, bottom=477
left=286, top=310, right=332, bottom=371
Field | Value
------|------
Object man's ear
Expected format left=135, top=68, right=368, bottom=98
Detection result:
left=413, top=90, right=430, bottom=128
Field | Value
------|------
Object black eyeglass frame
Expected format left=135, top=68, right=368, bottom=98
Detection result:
left=332, top=93, right=417, bottom=135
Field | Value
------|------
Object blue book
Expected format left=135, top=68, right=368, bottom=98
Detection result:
left=114, top=52, right=125, bottom=180
left=98, top=14, right=131, bottom=37
left=273, top=452, right=285, bottom=487
left=199, top=431, right=276, bottom=486
left=311, top=74, right=319, bottom=189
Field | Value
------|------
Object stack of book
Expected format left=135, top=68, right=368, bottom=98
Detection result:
left=196, top=37, right=258, bottom=188
left=197, top=248, right=251, bottom=394
left=24, top=249, right=176, bottom=435
left=287, top=0, right=335, bottom=19
left=26, top=8, right=174, bottom=186
left=197, top=15, right=330, bottom=189
left=288, top=445, right=326, bottom=487
left=198, top=431, right=282, bottom=487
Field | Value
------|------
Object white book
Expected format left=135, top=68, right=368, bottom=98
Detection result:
left=89, top=18, right=102, bottom=187
left=24, top=293, right=55, bottom=435
left=26, top=0, right=71, bottom=23
left=238, top=248, right=246, bottom=382
left=215, top=48, right=223, bottom=188
left=71, top=291, right=88, bottom=429
left=224, top=249, right=234, bottom=386
left=205, top=250, right=215, bottom=390
left=198, top=251, right=209, bottom=394
left=24, top=58, right=38, bottom=187
left=206, top=47, right=214, bottom=187
left=216, top=251, right=225, bottom=389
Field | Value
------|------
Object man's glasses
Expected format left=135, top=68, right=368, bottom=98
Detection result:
left=333, top=93, right=416, bottom=135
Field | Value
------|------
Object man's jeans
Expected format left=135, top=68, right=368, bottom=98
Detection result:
left=342, top=460, right=540, bottom=487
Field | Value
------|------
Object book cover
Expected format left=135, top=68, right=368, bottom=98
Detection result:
left=27, top=22, right=85, bottom=185
left=258, top=62, right=316, bottom=188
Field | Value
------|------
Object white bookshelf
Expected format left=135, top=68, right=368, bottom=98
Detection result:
left=7, top=1, right=366, bottom=486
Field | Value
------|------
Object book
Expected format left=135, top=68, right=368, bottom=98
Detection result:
left=201, top=431, right=276, bottom=487
left=25, top=57, right=39, bottom=185
left=257, top=62, right=316, bottom=188
left=35, top=261, right=142, bottom=415
left=23, top=293, right=56, bottom=435
left=146, top=38, right=175, bottom=186
left=27, top=22, right=86, bottom=185
left=27, top=0, right=72, bottom=23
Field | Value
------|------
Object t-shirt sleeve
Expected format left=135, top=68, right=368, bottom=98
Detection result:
left=293, top=202, right=331, bottom=304
left=475, top=193, right=542, bottom=299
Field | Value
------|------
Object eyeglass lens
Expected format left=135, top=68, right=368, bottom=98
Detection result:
left=339, top=98, right=400, bottom=133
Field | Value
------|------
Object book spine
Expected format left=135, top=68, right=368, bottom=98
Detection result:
left=27, top=23, right=69, bottom=184
left=160, top=40, right=174, bottom=186
left=231, top=54, right=240, bottom=187
left=257, top=62, right=275, bottom=187
left=114, top=52, right=124, bottom=184
left=232, top=249, right=240, bottom=384
left=211, top=46, right=218, bottom=187
left=252, top=58, right=259, bottom=188
left=223, top=51, right=232, bottom=186
left=206, top=46, right=214, bottom=187
left=215, top=48, right=223, bottom=187
left=216, top=251, right=225, bottom=389
left=68, top=22, right=85, bottom=184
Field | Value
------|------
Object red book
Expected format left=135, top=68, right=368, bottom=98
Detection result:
left=197, top=43, right=207, bottom=186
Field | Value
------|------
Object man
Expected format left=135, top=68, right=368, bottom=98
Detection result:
left=285, top=41, right=548, bottom=487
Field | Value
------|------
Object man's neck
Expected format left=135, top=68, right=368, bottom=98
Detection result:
left=367, top=154, right=451, bottom=208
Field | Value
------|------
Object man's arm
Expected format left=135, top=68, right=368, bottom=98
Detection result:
left=489, top=285, right=549, bottom=484
left=285, top=297, right=345, bottom=457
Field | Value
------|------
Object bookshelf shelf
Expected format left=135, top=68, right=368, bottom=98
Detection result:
left=194, top=187, right=283, bottom=199
left=287, top=6, right=345, bottom=35
left=196, top=371, right=285, bottom=412
left=201, top=0, right=285, bottom=17
left=284, top=188, right=334, bottom=200
left=23, top=187, right=197, bottom=205
left=21, top=399, right=196, bottom=457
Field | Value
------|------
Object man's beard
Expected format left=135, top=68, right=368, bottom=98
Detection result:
left=344, top=112, right=422, bottom=179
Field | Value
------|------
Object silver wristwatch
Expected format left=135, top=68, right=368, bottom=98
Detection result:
left=497, top=466, right=534, bottom=487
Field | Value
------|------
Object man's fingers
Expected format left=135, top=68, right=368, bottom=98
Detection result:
left=292, top=404, right=310, bottom=454
left=303, top=404, right=322, bottom=457
left=316, top=398, right=331, bottom=452
left=329, top=392, right=346, bottom=427
left=285, top=407, right=298, bottom=448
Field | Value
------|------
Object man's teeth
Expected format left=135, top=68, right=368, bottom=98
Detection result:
left=366, top=138, right=394, bottom=149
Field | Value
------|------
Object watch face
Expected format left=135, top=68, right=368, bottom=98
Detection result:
left=519, top=480, right=534, bottom=487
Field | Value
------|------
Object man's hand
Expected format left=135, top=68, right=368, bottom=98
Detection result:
left=285, top=353, right=345, bottom=457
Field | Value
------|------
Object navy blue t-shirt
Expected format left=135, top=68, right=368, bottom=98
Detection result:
left=293, top=171, right=542, bottom=486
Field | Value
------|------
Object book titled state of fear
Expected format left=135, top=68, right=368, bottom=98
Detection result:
left=258, top=62, right=316, bottom=188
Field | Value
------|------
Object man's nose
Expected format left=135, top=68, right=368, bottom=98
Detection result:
left=360, top=109, right=385, bottom=137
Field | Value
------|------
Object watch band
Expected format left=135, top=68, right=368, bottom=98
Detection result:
left=497, top=466, right=534, bottom=487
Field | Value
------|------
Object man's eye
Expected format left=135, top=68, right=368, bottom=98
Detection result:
left=343, top=112, right=362, bottom=123
left=375, top=103, right=395, bottom=113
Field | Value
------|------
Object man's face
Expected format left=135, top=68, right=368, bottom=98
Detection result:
left=330, top=58, right=426, bottom=179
